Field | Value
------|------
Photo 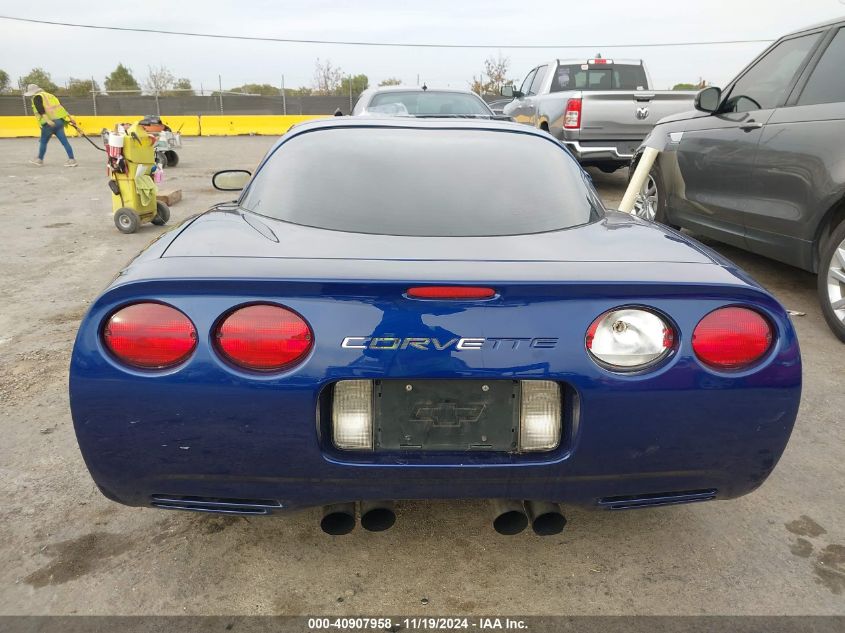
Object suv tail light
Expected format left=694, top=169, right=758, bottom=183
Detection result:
left=693, top=307, right=772, bottom=370
left=103, top=302, right=197, bottom=369
left=564, top=98, right=582, bottom=129
left=586, top=308, right=674, bottom=370
left=215, top=304, right=313, bottom=371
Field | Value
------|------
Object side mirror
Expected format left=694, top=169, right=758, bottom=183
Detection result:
left=501, top=85, right=522, bottom=99
left=694, top=86, right=722, bottom=113
left=212, top=169, right=251, bottom=191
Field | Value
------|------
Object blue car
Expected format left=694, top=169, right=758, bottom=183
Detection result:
left=70, top=118, right=801, bottom=536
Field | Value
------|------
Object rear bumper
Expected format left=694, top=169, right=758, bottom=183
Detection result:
left=563, top=140, right=635, bottom=164
left=70, top=282, right=802, bottom=515
left=72, top=368, right=800, bottom=513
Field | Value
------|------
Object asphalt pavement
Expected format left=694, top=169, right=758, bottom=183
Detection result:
left=0, top=136, right=842, bottom=615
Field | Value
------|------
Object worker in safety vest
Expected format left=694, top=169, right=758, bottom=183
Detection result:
left=24, top=84, right=78, bottom=167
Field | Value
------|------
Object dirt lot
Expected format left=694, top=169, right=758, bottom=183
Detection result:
left=0, top=136, right=843, bottom=615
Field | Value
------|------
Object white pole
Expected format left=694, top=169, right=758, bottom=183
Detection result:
left=218, top=75, right=223, bottom=114
left=91, top=75, right=97, bottom=115
left=281, top=74, right=287, bottom=115
left=619, top=147, right=659, bottom=214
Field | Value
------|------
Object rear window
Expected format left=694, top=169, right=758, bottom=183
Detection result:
left=553, top=64, right=648, bottom=91
left=367, top=91, right=491, bottom=116
left=240, top=127, right=603, bottom=237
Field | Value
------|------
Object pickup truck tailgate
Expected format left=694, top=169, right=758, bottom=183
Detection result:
left=579, top=91, right=696, bottom=142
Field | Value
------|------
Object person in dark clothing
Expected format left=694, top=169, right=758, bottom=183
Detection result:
left=24, top=83, right=78, bottom=167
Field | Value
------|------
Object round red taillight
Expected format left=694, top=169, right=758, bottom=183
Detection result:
left=215, top=304, right=313, bottom=371
left=103, top=302, right=197, bottom=369
left=693, top=307, right=773, bottom=370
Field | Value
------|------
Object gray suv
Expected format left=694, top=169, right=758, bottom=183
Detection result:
left=632, top=18, right=845, bottom=341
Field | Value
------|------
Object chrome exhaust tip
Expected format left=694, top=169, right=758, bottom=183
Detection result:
left=320, top=502, right=356, bottom=535
left=360, top=500, right=396, bottom=532
left=491, top=499, right=529, bottom=535
left=525, top=500, right=567, bottom=536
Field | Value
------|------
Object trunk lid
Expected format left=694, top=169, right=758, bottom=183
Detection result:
left=162, top=209, right=718, bottom=265
left=578, top=91, right=697, bottom=142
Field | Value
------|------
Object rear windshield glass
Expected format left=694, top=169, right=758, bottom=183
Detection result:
left=239, top=127, right=603, bottom=237
left=367, top=91, right=492, bottom=115
left=553, top=64, right=648, bottom=91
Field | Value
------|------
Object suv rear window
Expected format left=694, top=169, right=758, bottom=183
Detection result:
left=240, top=127, right=603, bottom=237
left=553, top=64, right=648, bottom=91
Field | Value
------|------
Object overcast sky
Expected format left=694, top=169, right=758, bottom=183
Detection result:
left=2, top=0, right=845, bottom=93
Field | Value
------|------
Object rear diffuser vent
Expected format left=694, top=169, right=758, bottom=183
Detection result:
left=597, top=489, right=717, bottom=510
left=151, top=495, right=282, bottom=515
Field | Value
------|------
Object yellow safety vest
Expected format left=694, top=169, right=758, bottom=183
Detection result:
left=31, top=91, right=70, bottom=125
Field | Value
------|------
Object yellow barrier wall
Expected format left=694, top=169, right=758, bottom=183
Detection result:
left=0, top=114, right=326, bottom=138
left=0, top=116, right=49, bottom=138
left=199, top=115, right=326, bottom=136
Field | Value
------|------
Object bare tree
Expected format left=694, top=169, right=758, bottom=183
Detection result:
left=313, top=58, right=343, bottom=95
left=484, top=54, right=511, bottom=94
left=470, top=54, right=513, bottom=96
left=144, top=65, right=175, bottom=95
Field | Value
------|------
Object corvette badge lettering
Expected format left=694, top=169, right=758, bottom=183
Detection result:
left=341, top=336, right=558, bottom=350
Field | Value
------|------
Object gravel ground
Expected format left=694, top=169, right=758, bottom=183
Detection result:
left=0, top=136, right=842, bottom=615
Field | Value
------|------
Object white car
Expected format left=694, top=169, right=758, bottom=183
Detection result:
left=352, top=86, right=500, bottom=118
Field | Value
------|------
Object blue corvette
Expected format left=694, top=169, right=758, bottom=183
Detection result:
left=70, top=118, right=801, bottom=536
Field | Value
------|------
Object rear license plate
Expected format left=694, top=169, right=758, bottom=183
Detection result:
left=374, top=380, right=519, bottom=451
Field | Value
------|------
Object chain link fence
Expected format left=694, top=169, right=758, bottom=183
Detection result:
left=0, top=93, right=363, bottom=117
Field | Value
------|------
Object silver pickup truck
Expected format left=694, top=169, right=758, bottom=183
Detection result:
left=501, top=58, right=696, bottom=171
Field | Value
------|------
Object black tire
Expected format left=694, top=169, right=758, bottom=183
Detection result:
left=152, top=201, right=171, bottom=226
left=165, top=150, right=179, bottom=167
left=114, top=208, right=140, bottom=234
left=817, top=220, right=845, bottom=342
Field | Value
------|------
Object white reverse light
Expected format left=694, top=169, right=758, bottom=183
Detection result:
left=332, top=380, right=373, bottom=450
left=519, top=381, right=562, bottom=452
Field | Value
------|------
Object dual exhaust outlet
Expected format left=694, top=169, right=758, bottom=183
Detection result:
left=321, top=500, right=396, bottom=535
left=491, top=499, right=567, bottom=536
left=319, top=499, right=566, bottom=536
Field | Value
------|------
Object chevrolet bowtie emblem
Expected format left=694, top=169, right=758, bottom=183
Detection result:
left=412, top=402, right=486, bottom=427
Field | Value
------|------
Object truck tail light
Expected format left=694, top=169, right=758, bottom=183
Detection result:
left=214, top=303, right=313, bottom=372
left=564, top=98, right=582, bottom=129
left=588, top=58, right=612, bottom=65
left=103, top=302, right=197, bottom=369
left=693, top=307, right=773, bottom=370
left=586, top=308, right=674, bottom=371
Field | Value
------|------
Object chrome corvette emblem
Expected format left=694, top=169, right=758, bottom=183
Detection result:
left=341, top=336, right=558, bottom=350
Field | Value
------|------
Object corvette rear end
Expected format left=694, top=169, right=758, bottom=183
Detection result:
left=69, top=119, right=801, bottom=535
